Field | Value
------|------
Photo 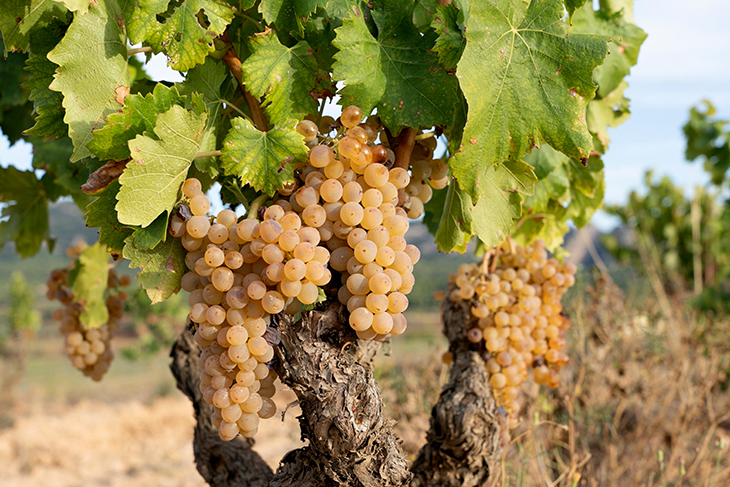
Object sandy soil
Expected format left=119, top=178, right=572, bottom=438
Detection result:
left=0, top=392, right=305, bottom=487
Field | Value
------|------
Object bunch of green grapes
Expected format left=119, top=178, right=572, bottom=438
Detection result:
left=443, top=239, right=577, bottom=429
left=46, top=258, right=130, bottom=382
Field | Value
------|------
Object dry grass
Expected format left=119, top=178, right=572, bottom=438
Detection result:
left=1, top=276, right=729, bottom=486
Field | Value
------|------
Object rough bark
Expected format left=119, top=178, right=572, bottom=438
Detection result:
left=270, top=303, right=412, bottom=487
left=170, top=327, right=274, bottom=487
left=410, top=296, right=503, bottom=487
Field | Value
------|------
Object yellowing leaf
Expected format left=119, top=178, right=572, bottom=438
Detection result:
left=116, top=105, right=207, bottom=227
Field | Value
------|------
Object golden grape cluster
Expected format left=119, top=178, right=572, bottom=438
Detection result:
left=46, top=243, right=130, bottom=382
left=167, top=106, right=425, bottom=441
left=445, top=239, right=577, bottom=429
left=170, top=181, right=280, bottom=441
left=293, top=106, right=420, bottom=339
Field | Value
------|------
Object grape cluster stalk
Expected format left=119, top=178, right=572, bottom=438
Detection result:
left=442, top=239, right=577, bottom=430
left=46, top=243, right=130, bottom=381
left=167, top=105, right=431, bottom=441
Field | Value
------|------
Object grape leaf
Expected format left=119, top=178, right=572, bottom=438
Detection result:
left=260, top=0, right=321, bottom=24
left=70, top=242, right=110, bottom=329
left=177, top=57, right=227, bottom=178
left=433, top=181, right=471, bottom=253
left=131, top=212, right=168, bottom=250
left=0, top=0, right=67, bottom=53
left=586, top=80, right=630, bottom=153
left=221, top=117, right=308, bottom=195
left=448, top=0, right=608, bottom=200
left=413, top=0, right=439, bottom=32
left=564, top=0, right=587, bottom=22
left=123, top=232, right=185, bottom=303
left=88, top=84, right=185, bottom=161
left=128, top=0, right=234, bottom=72
left=241, top=31, right=318, bottom=125
left=47, top=0, right=130, bottom=162
left=432, top=4, right=464, bottom=71
left=523, top=144, right=570, bottom=210
left=332, top=2, right=458, bottom=130
left=31, top=135, right=90, bottom=205
left=470, top=160, right=536, bottom=247
left=85, top=180, right=133, bottom=259
left=0, top=166, right=50, bottom=258
left=117, top=105, right=207, bottom=227
left=22, top=18, right=69, bottom=138
left=55, top=0, right=90, bottom=14
left=569, top=3, right=646, bottom=97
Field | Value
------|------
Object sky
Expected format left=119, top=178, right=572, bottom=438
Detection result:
left=2, top=0, right=729, bottom=230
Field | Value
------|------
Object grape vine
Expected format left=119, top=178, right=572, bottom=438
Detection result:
left=0, top=0, right=645, bottom=484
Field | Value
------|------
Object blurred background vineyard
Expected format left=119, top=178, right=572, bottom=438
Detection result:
left=0, top=102, right=728, bottom=486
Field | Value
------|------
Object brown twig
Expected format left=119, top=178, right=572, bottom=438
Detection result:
left=394, top=128, right=417, bottom=169
left=219, top=33, right=270, bottom=132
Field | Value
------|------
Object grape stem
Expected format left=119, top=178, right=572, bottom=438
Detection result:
left=394, top=128, right=417, bottom=169
left=219, top=32, right=270, bottom=132
left=415, top=131, right=436, bottom=141
left=247, top=194, right=269, bottom=220
left=194, top=150, right=222, bottom=159
left=127, top=46, right=153, bottom=56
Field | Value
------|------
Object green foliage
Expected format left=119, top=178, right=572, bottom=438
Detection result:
left=4, top=272, right=41, bottom=340
left=242, top=31, right=319, bottom=125
left=124, top=0, right=234, bottom=71
left=684, top=101, right=730, bottom=187
left=603, top=171, right=727, bottom=295
left=0, top=167, right=51, bottom=258
left=117, top=105, right=207, bottom=227
left=121, top=288, right=186, bottom=359
left=221, top=117, right=308, bottom=195
left=123, top=233, right=186, bottom=304
left=449, top=0, right=607, bottom=201
left=0, top=0, right=67, bottom=53
left=47, top=0, right=130, bottom=162
left=0, top=0, right=645, bottom=298
left=333, top=1, right=458, bottom=130
left=68, top=242, right=110, bottom=329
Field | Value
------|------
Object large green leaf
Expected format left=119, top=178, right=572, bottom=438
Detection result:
left=241, top=31, right=318, bottom=125
left=0, top=166, right=50, bottom=258
left=22, top=18, right=69, bottom=138
left=85, top=180, right=133, bottom=258
left=116, top=105, right=207, bottom=227
left=47, top=0, right=130, bottom=162
left=570, top=3, right=646, bottom=97
left=123, top=233, right=186, bottom=304
left=449, top=0, right=608, bottom=200
left=70, top=242, right=110, bottom=329
left=87, top=84, right=186, bottom=161
left=125, top=0, right=234, bottom=72
left=221, top=117, right=308, bottom=195
left=332, top=2, right=458, bottom=130
left=0, top=0, right=67, bottom=53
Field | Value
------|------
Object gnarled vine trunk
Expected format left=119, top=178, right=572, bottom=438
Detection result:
left=170, top=296, right=502, bottom=487
left=410, top=297, right=503, bottom=487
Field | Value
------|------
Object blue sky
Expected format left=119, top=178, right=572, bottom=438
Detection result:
left=2, top=1, right=729, bottom=230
